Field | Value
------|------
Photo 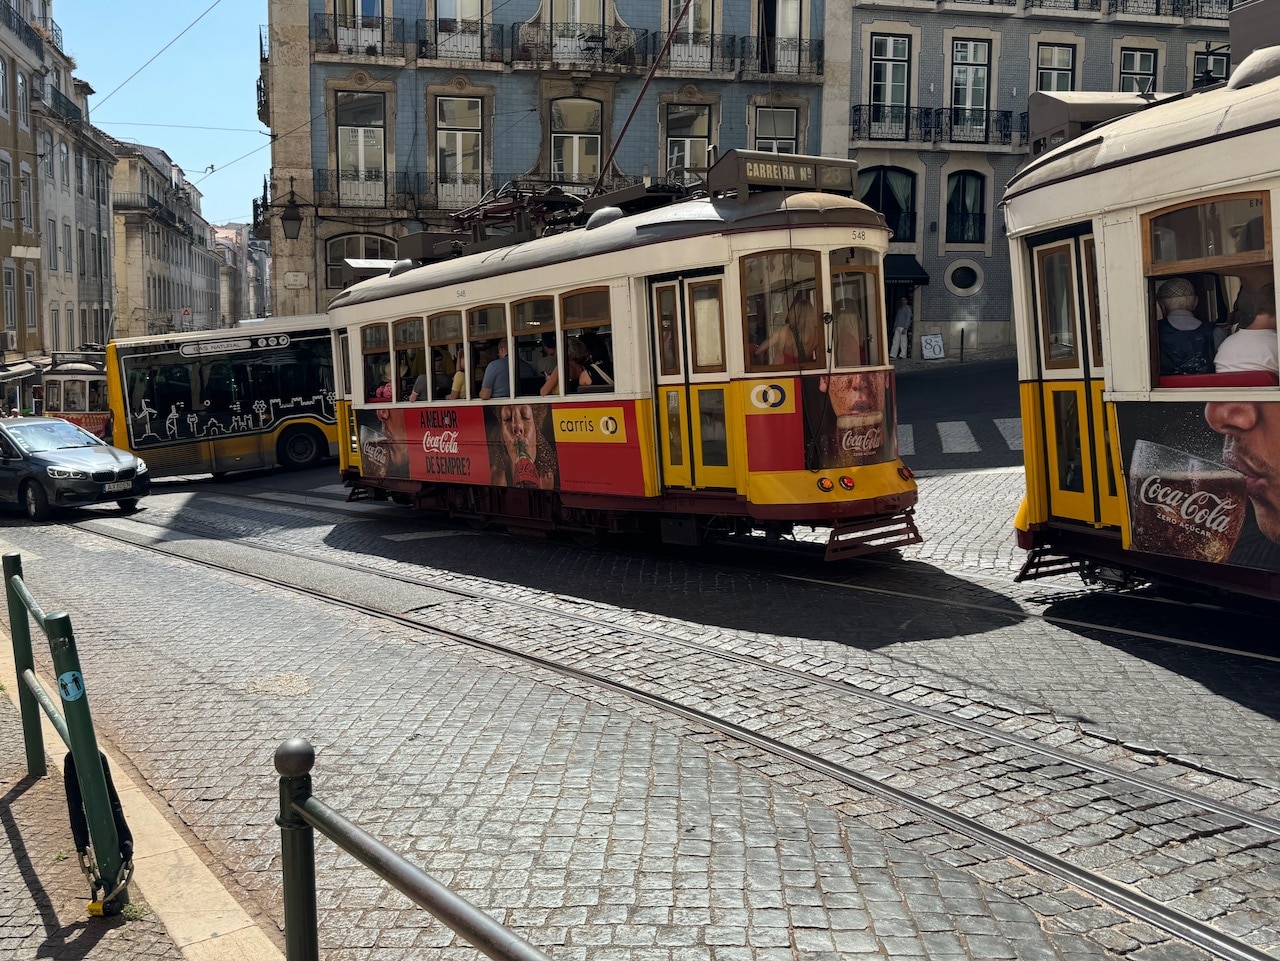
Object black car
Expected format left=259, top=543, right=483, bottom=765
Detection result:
left=0, top=417, right=150, bottom=520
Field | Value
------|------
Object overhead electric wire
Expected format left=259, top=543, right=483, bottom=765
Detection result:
left=94, top=0, right=225, bottom=111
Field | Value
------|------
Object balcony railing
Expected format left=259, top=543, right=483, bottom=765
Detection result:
left=651, top=31, right=737, bottom=72
left=940, top=108, right=1014, bottom=145
left=313, top=13, right=408, bottom=57
left=1187, top=0, right=1229, bottom=17
left=257, top=75, right=268, bottom=125
left=511, top=22, right=646, bottom=68
left=739, top=37, right=822, bottom=77
left=49, top=87, right=81, bottom=125
left=850, top=105, right=939, bottom=142
left=883, top=210, right=917, bottom=244
left=0, top=1, right=42, bottom=57
left=414, top=18, right=505, bottom=62
left=1024, top=0, right=1102, bottom=10
left=945, top=211, right=986, bottom=244
left=1113, top=0, right=1184, bottom=13
left=260, top=23, right=269, bottom=61
left=34, top=15, right=62, bottom=50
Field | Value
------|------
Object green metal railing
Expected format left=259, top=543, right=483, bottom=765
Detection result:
left=5, top=552, right=132, bottom=915
left=276, top=737, right=552, bottom=961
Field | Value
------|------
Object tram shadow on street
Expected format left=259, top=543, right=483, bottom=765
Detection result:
left=1035, top=589, right=1280, bottom=723
left=320, top=518, right=1024, bottom=650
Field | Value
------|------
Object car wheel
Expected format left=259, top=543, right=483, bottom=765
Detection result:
left=22, top=482, right=50, bottom=522
left=277, top=426, right=325, bottom=471
left=117, top=498, right=140, bottom=513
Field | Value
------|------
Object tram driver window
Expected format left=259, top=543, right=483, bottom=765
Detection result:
left=742, top=250, right=823, bottom=373
left=830, top=250, right=881, bottom=367
left=45, top=381, right=60, bottom=411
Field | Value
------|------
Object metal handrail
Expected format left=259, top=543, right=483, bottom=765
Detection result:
left=275, top=738, right=553, bottom=961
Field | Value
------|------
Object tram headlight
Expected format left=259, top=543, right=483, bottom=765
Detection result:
left=838, top=476, right=855, bottom=491
left=136, top=459, right=148, bottom=475
left=47, top=465, right=88, bottom=479
left=817, top=477, right=835, bottom=493
left=898, top=466, right=914, bottom=480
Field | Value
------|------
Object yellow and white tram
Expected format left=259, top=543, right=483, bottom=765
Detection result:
left=328, top=150, right=921, bottom=559
left=1007, top=46, right=1280, bottom=600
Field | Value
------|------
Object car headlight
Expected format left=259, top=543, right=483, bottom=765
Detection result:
left=135, top=459, right=148, bottom=475
left=47, top=465, right=88, bottom=479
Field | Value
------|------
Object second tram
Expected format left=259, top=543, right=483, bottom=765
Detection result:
left=328, top=151, right=921, bottom=559
left=1006, top=45, right=1280, bottom=601
left=41, top=348, right=111, bottom=437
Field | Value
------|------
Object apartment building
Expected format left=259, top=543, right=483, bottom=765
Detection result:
left=256, top=0, right=827, bottom=316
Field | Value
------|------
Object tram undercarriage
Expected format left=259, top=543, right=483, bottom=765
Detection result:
left=344, top=471, right=920, bottom=560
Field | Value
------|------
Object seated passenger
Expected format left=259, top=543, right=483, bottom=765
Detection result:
left=753, top=292, right=822, bottom=365
left=540, top=336, right=609, bottom=395
left=1156, top=277, right=1215, bottom=376
left=1216, top=283, right=1278, bottom=375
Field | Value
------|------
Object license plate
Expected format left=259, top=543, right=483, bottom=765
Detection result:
left=105, top=480, right=132, bottom=493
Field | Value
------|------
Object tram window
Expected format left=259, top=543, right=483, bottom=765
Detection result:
left=63, top=380, right=86, bottom=411
left=45, top=381, right=60, bottom=410
left=689, top=281, right=726, bottom=374
left=1148, top=194, right=1268, bottom=269
left=393, top=317, right=426, bottom=402
left=830, top=260, right=880, bottom=367
left=1053, top=392, right=1085, bottom=492
left=1036, top=244, right=1078, bottom=369
left=361, top=323, right=392, bottom=403
left=742, top=250, right=823, bottom=372
left=429, top=311, right=464, bottom=400
left=698, top=389, right=729, bottom=467
left=514, top=298, right=555, bottom=397
left=655, top=284, right=681, bottom=376
left=561, top=288, right=614, bottom=390
left=88, top=378, right=107, bottom=411
left=1082, top=239, right=1102, bottom=366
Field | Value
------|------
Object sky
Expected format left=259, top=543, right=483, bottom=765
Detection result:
left=56, top=0, right=270, bottom=225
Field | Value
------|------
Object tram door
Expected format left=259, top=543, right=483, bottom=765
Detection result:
left=650, top=276, right=736, bottom=490
left=1031, top=233, right=1124, bottom=528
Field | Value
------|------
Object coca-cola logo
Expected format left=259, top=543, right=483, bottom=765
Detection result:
left=422, top=430, right=459, bottom=454
left=1138, top=475, right=1238, bottom=533
left=841, top=425, right=883, bottom=454
left=363, top=437, right=389, bottom=471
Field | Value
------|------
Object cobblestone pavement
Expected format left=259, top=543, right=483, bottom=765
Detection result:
left=0, top=457, right=1275, bottom=960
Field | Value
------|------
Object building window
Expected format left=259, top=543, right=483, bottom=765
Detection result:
left=951, top=40, right=989, bottom=142
left=946, top=171, right=986, bottom=244
left=58, top=142, right=69, bottom=188
left=46, top=219, right=56, bottom=269
left=436, top=96, right=482, bottom=210
left=62, top=223, right=72, bottom=273
left=90, top=233, right=99, bottom=278
left=870, top=34, right=910, bottom=138
left=336, top=90, right=385, bottom=207
left=1037, top=44, right=1074, bottom=91
left=0, top=59, right=7, bottom=114
left=754, top=107, right=796, bottom=153
left=77, top=228, right=85, bottom=278
left=1192, top=49, right=1228, bottom=86
left=552, top=0, right=603, bottom=27
left=665, top=103, right=710, bottom=182
left=50, top=308, right=58, bottom=350
left=550, top=97, right=601, bottom=187
left=859, top=166, right=916, bottom=243
left=23, top=269, right=34, bottom=330
left=40, top=133, right=52, bottom=179
left=16, top=72, right=27, bottom=128
left=1120, top=48, right=1156, bottom=93
left=326, top=233, right=396, bottom=289
left=668, top=0, right=713, bottom=70
left=19, top=169, right=30, bottom=230
left=3, top=268, right=14, bottom=331
left=0, top=160, right=11, bottom=226
left=75, top=151, right=84, bottom=194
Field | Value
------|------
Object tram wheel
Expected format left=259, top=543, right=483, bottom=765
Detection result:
left=22, top=482, right=49, bottom=522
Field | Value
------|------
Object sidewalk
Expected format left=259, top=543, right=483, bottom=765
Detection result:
left=0, top=668, right=282, bottom=961
left=890, top=343, right=1017, bottom=374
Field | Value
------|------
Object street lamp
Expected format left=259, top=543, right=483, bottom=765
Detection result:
left=254, top=176, right=309, bottom=242
left=280, top=176, right=304, bottom=240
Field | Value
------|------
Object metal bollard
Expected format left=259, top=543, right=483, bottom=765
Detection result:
left=275, top=738, right=320, bottom=961
left=4, top=553, right=44, bottom=777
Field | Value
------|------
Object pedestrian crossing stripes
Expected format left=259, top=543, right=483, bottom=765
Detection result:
left=897, top=417, right=1023, bottom=457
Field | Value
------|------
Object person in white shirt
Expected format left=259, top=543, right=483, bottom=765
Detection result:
left=1215, top=283, right=1278, bottom=375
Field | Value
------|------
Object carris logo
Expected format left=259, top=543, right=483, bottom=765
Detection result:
left=600, top=416, right=619, bottom=435
left=750, top=384, right=787, bottom=409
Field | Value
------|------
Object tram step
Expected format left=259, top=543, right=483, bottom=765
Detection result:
left=1015, top=547, right=1085, bottom=582
left=824, top=512, right=923, bottom=562
left=346, top=486, right=371, bottom=502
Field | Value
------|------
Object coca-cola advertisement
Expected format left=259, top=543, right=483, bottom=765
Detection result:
left=799, top=370, right=896, bottom=470
left=1116, top=402, right=1280, bottom=572
left=483, top=404, right=561, bottom=490
left=354, top=406, right=488, bottom=483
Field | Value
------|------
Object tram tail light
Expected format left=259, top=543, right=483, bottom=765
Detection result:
left=838, top=476, right=855, bottom=491
left=898, top=466, right=915, bottom=480
left=817, top=477, right=835, bottom=492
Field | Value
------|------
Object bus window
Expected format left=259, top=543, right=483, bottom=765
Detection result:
left=742, top=251, right=822, bottom=372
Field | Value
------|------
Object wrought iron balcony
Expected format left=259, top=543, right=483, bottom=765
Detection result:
left=651, top=31, right=737, bottom=72
left=260, top=23, right=269, bottom=61
left=882, top=210, right=917, bottom=244
left=511, top=22, right=646, bottom=68
left=850, top=105, right=939, bottom=143
left=940, top=108, right=1014, bottom=145
left=739, top=37, right=822, bottom=77
left=1023, top=0, right=1102, bottom=10
left=945, top=212, right=986, bottom=244
left=1113, top=0, right=1185, bottom=13
left=1187, top=0, right=1229, bottom=17
left=312, top=13, right=408, bottom=57
left=414, top=18, right=505, bottom=61
left=0, top=1, right=42, bottom=57
left=315, top=169, right=421, bottom=209
left=34, top=15, right=62, bottom=51
left=49, top=87, right=81, bottom=125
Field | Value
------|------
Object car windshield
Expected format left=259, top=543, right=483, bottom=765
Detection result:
left=7, top=421, right=105, bottom=453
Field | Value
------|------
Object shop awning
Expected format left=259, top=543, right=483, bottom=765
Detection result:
left=0, top=362, right=37, bottom=383
left=884, top=254, right=930, bottom=285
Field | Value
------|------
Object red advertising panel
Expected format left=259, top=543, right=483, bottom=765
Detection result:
left=552, top=402, right=645, bottom=496
left=745, top=379, right=804, bottom=472
left=798, top=369, right=897, bottom=470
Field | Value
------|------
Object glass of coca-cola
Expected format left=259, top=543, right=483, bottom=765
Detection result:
left=1128, top=439, right=1247, bottom=564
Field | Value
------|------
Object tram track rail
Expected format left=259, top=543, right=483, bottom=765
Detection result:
left=69, top=496, right=1280, bottom=961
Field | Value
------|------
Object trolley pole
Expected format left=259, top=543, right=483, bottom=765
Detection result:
left=276, top=738, right=320, bottom=961
left=47, top=610, right=129, bottom=913
left=4, top=553, right=44, bottom=777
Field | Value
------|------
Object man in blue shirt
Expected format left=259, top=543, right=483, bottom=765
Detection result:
left=479, top=340, right=535, bottom=399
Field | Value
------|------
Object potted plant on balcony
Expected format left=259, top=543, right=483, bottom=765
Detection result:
left=366, top=43, right=378, bottom=56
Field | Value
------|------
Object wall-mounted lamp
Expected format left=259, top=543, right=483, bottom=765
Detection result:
left=929, top=220, right=938, bottom=233
left=280, top=176, right=304, bottom=241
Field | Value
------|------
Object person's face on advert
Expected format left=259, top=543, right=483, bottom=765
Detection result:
left=821, top=373, right=879, bottom=418
left=501, top=404, right=537, bottom=453
left=1206, top=400, right=1280, bottom=541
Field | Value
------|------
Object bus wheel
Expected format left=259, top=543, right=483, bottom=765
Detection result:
left=117, top=498, right=140, bottom=513
left=277, top=426, right=325, bottom=471
left=22, top=482, right=50, bottom=521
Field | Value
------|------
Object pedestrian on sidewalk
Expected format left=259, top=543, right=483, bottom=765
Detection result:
left=890, top=295, right=913, bottom=359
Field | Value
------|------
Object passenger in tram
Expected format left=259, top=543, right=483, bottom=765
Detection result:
left=445, top=349, right=467, bottom=400
left=1216, top=284, right=1278, bottom=375
left=535, top=333, right=558, bottom=377
left=478, top=340, right=535, bottom=400
left=1155, top=277, right=1216, bottom=376
left=540, top=336, right=608, bottom=395
left=752, top=291, right=822, bottom=365
left=578, top=328, right=614, bottom=381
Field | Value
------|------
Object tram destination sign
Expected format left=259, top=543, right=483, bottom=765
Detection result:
left=707, top=149, right=858, bottom=197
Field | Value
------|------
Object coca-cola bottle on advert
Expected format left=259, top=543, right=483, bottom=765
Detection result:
left=1127, top=439, right=1247, bottom=564
left=513, top=437, right=540, bottom=488
left=822, top=373, right=886, bottom=468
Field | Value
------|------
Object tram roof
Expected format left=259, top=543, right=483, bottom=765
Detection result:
left=327, top=189, right=886, bottom=311
left=1004, top=46, right=1280, bottom=204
